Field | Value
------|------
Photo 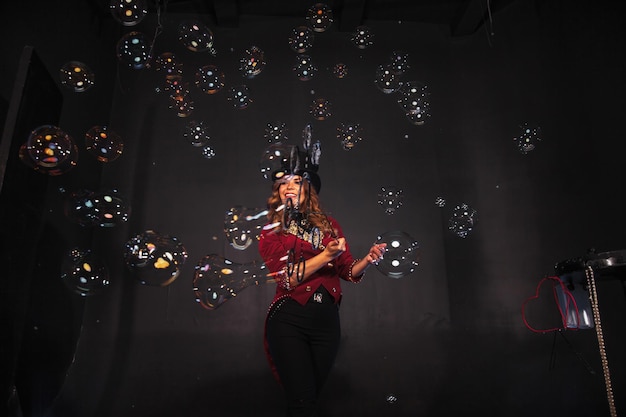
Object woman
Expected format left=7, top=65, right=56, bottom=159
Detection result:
left=259, top=168, right=386, bottom=417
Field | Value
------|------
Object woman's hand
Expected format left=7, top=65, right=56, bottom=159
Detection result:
left=366, top=242, right=387, bottom=265
left=324, top=237, right=346, bottom=259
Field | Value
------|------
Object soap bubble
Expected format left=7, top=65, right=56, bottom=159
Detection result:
left=336, top=123, right=362, bottom=150
left=227, top=85, right=252, bottom=109
left=183, top=120, right=210, bottom=147
left=397, top=81, right=430, bottom=125
left=448, top=203, right=477, bottom=238
left=289, top=26, right=315, bottom=53
left=378, top=186, right=403, bottom=214
left=435, top=196, right=446, bottom=207
left=124, top=230, right=188, bottom=286
left=515, top=123, right=541, bottom=154
left=264, top=121, right=288, bottom=143
left=195, top=64, right=225, bottom=94
left=19, top=125, right=78, bottom=176
left=375, top=64, right=402, bottom=94
left=351, top=26, right=374, bottom=49
left=259, top=143, right=294, bottom=180
left=201, top=145, right=216, bottom=159
left=293, top=54, right=316, bottom=81
left=306, top=3, right=333, bottom=32
left=61, top=248, right=110, bottom=296
left=224, top=206, right=269, bottom=250
left=389, top=50, right=410, bottom=75
left=386, top=394, right=398, bottom=404
left=64, top=188, right=131, bottom=227
left=193, top=255, right=271, bottom=309
left=178, top=19, right=216, bottom=55
left=116, top=31, right=150, bottom=69
left=333, top=63, right=348, bottom=79
left=85, top=125, right=124, bottom=162
left=239, top=46, right=266, bottom=78
left=168, top=85, right=194, bottom=117
left=375, top=230, right=420, bottom=278
left=154, top=52, right=183, bottom=78
left=59, top=61, right=95, bottom=92
left=310, top=98, right=332, bottom=120
left=110, top=0, right=148, bottom=26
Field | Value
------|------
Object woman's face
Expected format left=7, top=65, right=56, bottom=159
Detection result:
left=278, top=175, right=306, bottom=207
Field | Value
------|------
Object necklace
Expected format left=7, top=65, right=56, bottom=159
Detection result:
left=286, top=220, right=324, bottom=250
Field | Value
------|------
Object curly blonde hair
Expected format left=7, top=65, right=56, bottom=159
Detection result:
left=266, top=178, right=334, bottom=235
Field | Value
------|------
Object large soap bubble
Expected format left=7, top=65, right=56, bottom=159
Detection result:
left=193, top=255, right=272, bottom=309
left=19, top=125, right=78, bottom=175
left=259, top=142, right=295, bottom=180
left=124, top=230, right=188, bottom=286
left=85, top=125, right=124, bottom=162
left=195, top=64, right=225, bottom=94
left=178, top=19, right=216, bottom=55
left=64, top=189, right=131, bottom=227
left=59, top=61, right=95, bottom=92
left=289, top=26, right=315, bottom=53
left=116, top=31, right=150, bottom=69
left=61, top=248, right=110, bottom=296
left=224, top=206, right=269, bottom=250
left=239, top=46, right=266, bottom=78
left=375, top=231, right=420, bottom=278
left=110, top=0, right=148, bottom=26
left=306, top=3, right=333, bottom=32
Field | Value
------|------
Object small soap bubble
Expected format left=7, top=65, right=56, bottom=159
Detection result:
left=289, top=26, right=315, bottom=53
left=293, top=54, right=316, bottom=81
left=337, top=123, right=362, bottom=150
left=378, top=186, right=403, bottom=214
left=306, top=3, right=333, bottom=32
left=448, top=203, right=477, bottom=238
left=201, top=145, right=216, bottom=159
left=351, top=26, right=374, bottom=49
left=227, top=85, right=252, bottom=109
left=110, top=0, right=148, bottom=26
left=239, top=46, right=266, bottom=78
left=61, top=248, right=110, bottom=296
left=375, top=64, right=402, bottom=94
left=386, top=394, right=398, bottom=404
left=85, top=125, right=124, bottom=162
left=435, top=196, right=446, bottom=207
left=59, top=61, right=95, bottom=92
left=19, top=125, right=78, bottom=176
left=310, top=98, right=332, bottom=120
left=183, top=120, right=210, bottom=147
left=178, top=19, right=216, bottom=54
left=116, top=31, right=150, bottom=69
left=332, top=63, right=348, bottom=78
left=195, top=64, right=225, bottom=94
left=515, top=123, right=541, bottom=154
left=264, top=122, right=288, bottom=143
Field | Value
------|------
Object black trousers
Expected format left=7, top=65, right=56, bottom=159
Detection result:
left=266, top=287, right=340, bottom=417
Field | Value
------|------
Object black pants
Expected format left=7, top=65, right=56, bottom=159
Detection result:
left=266, top=287, right=340, bottom=417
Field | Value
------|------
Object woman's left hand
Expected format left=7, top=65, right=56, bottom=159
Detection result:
left=367, top=242, right=387, bottom=265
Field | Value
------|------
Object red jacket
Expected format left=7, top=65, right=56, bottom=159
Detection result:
left=258, top=216, right=363, bottom=382
left=259, top=216, right=363, bottom=306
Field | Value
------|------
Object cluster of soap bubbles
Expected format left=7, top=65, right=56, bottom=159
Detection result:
left=448, top=203, right=478, bottom=238
left=124, top=230, right=188, bottom=287
left=515, top=123, right=542, bottom=154
left=378, top=186, right=404, bottom=214
left=59, top=61, right=95, bottom=92
left=375, top=231, right=420, bottom=278
left=374, top=51, right=431, bottom=125
left=337, top=123, right=362, bottom=150
left=182, top=120, right=216, bottom=158
left=64, top=188, right=131, bottom=227
left=85, top=125, right=124, bottom=162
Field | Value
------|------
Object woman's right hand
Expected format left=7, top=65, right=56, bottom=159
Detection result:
left=324, top=237, right=346, bottom=259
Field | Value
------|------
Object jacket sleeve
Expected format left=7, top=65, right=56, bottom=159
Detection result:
left=258, top=227, right=290, bottom=275
left=329, top=218, right=363, bottom=283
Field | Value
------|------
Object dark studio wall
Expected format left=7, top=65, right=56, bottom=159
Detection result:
left=1, top=1, right=625, bottom=417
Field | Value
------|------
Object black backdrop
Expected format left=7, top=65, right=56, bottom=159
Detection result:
left=1, top=1, right=625, bottom=416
